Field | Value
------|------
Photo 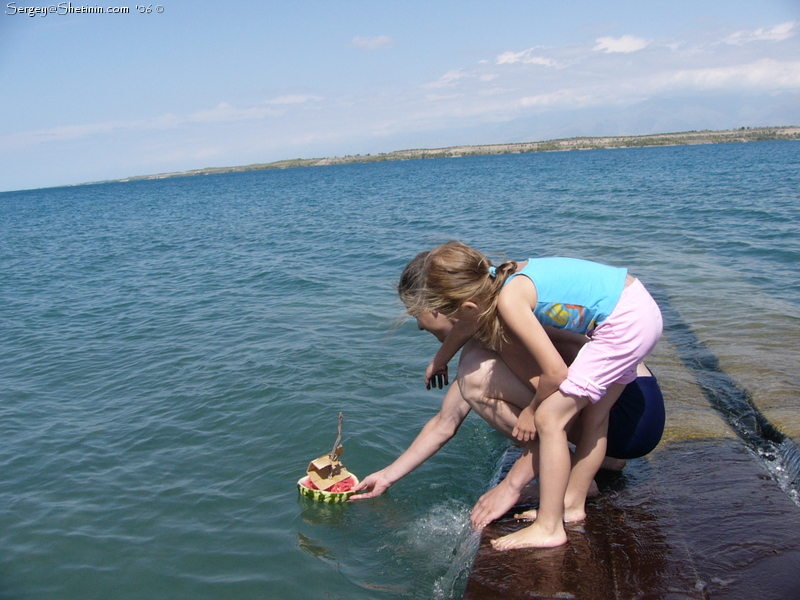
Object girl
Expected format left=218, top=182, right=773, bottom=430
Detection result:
left=353, top=252, right=666, bottom=534
left=421, top=242, right=663, bottom=549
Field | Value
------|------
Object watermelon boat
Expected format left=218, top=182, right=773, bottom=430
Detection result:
left=297, top=474, right=359, bottom=503
left=298, top=412, right=358, bottom=503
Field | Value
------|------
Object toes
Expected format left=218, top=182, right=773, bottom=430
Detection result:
left=514, top=509, right=538, bottom=521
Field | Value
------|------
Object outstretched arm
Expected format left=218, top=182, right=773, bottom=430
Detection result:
left=351, top=381, right=472, bottom=500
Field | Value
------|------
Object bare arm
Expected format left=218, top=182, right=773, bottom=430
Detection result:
left=499, top=277, right=568, bottom=401
left=498, top=277, right=569, bottom=441
left=425, top=319, right=477, bottom=389
left=350, top=381, right=472, bottom=500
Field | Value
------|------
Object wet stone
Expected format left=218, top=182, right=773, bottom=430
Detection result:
left=463, top=438, right=800, bottom=600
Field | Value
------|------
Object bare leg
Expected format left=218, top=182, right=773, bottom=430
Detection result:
left=458, top=342, right=541, bottom=528
left=457, top=341, right=631, bottom=531
left=565, top=413, right=628, bottom=471
left=515, top=384, right=624, bottom=524
left=561, top=383, right=623, bottom=522
left=457, top=339, right=531, bottom=442
left=492, top=391, right=587, bottom=550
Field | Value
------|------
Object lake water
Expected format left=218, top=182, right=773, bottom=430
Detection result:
left=1, top=141, right=798, bottom=599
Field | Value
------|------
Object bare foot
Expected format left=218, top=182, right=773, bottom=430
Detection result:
left=470, top=479, right=521, bottom=529
left=491, top=521, right=568, bottom=550
left=513, top=505, right=587, bottom=524
left=514, top=509, right=538, bottom=521
left=564, top=505, right=587, bottom=524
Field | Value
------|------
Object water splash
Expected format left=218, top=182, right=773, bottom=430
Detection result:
left=431, top=528, right=481, bottom=600
left=402, top=503, right=473, bottom=559
left=401, top=449, right=512, bottom=600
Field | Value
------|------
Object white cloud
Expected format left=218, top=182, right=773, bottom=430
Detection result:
left=593, top=35, right=648, bottom=54
left=665, top=59, right=800, bottom=90
left=496, top=48, right=558, bottom=67
left=349, top=35, right=393, bottom=50
left=422, top=69, right=468, bottom=89
left=725, top=21, right=797, bottom=45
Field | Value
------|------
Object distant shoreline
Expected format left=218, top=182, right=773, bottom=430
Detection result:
left=102, top=126, right=800, bottom=185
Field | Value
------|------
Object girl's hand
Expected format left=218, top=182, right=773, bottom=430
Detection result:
left=512, top=406, right=537, bottom=442
left=425, top=359, right=449, bottom=390
left=349, top=471, right=392, bottom=500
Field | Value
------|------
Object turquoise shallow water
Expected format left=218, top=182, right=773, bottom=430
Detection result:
left=1, top=141, right=799, bottom=599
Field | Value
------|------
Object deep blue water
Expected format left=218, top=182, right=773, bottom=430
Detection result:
left=1, top=141, right=798, bottom=599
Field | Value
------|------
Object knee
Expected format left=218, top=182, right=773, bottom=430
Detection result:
left=457, top=360, right=492, bottom=404
left=533, top=406, right=562, bottom=437
left=534, top=400, right=577, bottom=438
left=456, top=346, right=496, bottom=404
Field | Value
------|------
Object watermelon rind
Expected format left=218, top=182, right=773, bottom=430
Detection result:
left=297, top=475, right=359, bottom=503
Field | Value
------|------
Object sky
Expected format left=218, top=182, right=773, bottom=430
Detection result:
left=1, top=0, right=799, bottom=192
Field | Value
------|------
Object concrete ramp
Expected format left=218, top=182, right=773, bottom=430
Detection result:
left=463, top=438, right=800, bottom=600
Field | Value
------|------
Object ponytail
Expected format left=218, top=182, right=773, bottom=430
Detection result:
left=422, top=241, right=516, bottom=350
left=478, top=259, right=516, bottom=350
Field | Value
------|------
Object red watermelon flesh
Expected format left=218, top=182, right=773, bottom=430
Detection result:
left=301, top=475, right=355, bottom=493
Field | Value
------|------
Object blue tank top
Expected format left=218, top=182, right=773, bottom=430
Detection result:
left=506, top=258, right=627, bottom=334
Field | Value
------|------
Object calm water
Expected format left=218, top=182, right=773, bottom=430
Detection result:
left=1, top=141, right=798, bottom=599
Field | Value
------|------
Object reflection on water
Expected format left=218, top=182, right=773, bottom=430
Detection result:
left=297, top=494, right=353, bottom=527
left=467, top=454, right=699, bottom=599
left=297, top=532, right=334, bottom=561
left=465, top=439, right=800, bottom=600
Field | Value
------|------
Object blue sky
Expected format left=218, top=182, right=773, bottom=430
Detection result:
left=1, top=0, right=799, bottom=191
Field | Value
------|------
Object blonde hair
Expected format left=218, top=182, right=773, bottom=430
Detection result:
left=397, top=251, right=429, bottom=311
left=421, top=241, right=516, bottom=350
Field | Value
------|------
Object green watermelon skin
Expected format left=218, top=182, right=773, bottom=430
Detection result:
left=297, top=475, right=359, bottom=503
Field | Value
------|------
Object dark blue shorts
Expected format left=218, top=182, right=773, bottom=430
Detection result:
left=606, top=374, right=665, bottom=460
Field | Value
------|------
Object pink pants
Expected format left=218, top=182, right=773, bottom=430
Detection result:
left=559, top=279, right=663, bottom=403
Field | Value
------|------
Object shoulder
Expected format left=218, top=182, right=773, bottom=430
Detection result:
left=498, top=274, right=537, bottom=310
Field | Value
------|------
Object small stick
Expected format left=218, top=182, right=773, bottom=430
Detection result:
left=330, top=412, right=344, bottom=460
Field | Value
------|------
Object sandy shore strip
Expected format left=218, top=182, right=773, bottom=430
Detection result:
left=99, top=126, right=800, bottom=185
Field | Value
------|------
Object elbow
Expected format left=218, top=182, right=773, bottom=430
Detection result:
left=547, top=363, right=569, bottom=384
left=432, top=415, right=460, bottom=439
left=541, top=364, right=569, bottom=392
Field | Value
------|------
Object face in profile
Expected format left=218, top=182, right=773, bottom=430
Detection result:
left=414, top=311, right=452, bottom=343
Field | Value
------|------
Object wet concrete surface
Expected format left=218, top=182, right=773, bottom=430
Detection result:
left=463, top=438, right=800, bottom=600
